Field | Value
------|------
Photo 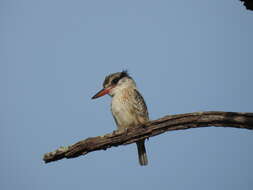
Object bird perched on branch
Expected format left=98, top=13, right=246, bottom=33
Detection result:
left=92, top=70, right=149, bottom=166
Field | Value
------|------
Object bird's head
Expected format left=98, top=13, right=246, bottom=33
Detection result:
left=92, top=70, right=136, bottom=99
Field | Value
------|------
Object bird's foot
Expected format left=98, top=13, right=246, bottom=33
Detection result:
left=112, top=129, right=126, bottom=136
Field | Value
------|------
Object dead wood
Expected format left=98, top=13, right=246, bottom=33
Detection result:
left=43, top=111, right=253, bottom=163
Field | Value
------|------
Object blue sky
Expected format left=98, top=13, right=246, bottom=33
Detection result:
left=1, top=0, right=253, bottom=190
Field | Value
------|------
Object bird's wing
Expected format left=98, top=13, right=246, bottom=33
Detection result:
left=130, top=89, right=149, bottom=123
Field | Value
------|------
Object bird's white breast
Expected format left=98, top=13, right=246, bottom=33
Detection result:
left=111, top=91, right=137, bottom=130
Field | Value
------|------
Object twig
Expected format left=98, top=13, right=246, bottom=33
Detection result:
left=240, top=0, right=253, bottom=11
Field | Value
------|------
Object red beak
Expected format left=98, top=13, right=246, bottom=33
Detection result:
left=91, top=87, right=112, bottom=99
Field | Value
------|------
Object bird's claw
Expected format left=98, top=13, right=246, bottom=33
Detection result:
left=112, top=129, right=124, bottom=136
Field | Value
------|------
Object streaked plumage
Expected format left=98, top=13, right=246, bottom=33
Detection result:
left=92, top=71, right=149, bottom=166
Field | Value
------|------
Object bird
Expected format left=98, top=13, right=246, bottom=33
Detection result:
left=91, top=70, right=149, bottom=166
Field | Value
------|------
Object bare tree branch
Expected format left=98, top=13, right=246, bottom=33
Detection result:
left=43, top=111, right=253, bottom=163
left=240, top=0, right=253, bottom=11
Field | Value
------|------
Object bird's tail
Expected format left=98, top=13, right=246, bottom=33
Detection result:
left=136, top=140, right=148, bottom=166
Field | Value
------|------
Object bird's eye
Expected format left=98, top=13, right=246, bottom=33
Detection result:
left=112, top=78, right=120, bottom=84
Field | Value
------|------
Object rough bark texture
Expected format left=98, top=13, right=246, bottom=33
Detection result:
left=43, top=111, right=253, bottom=163
left=240, top=0, right=253, bottom=10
